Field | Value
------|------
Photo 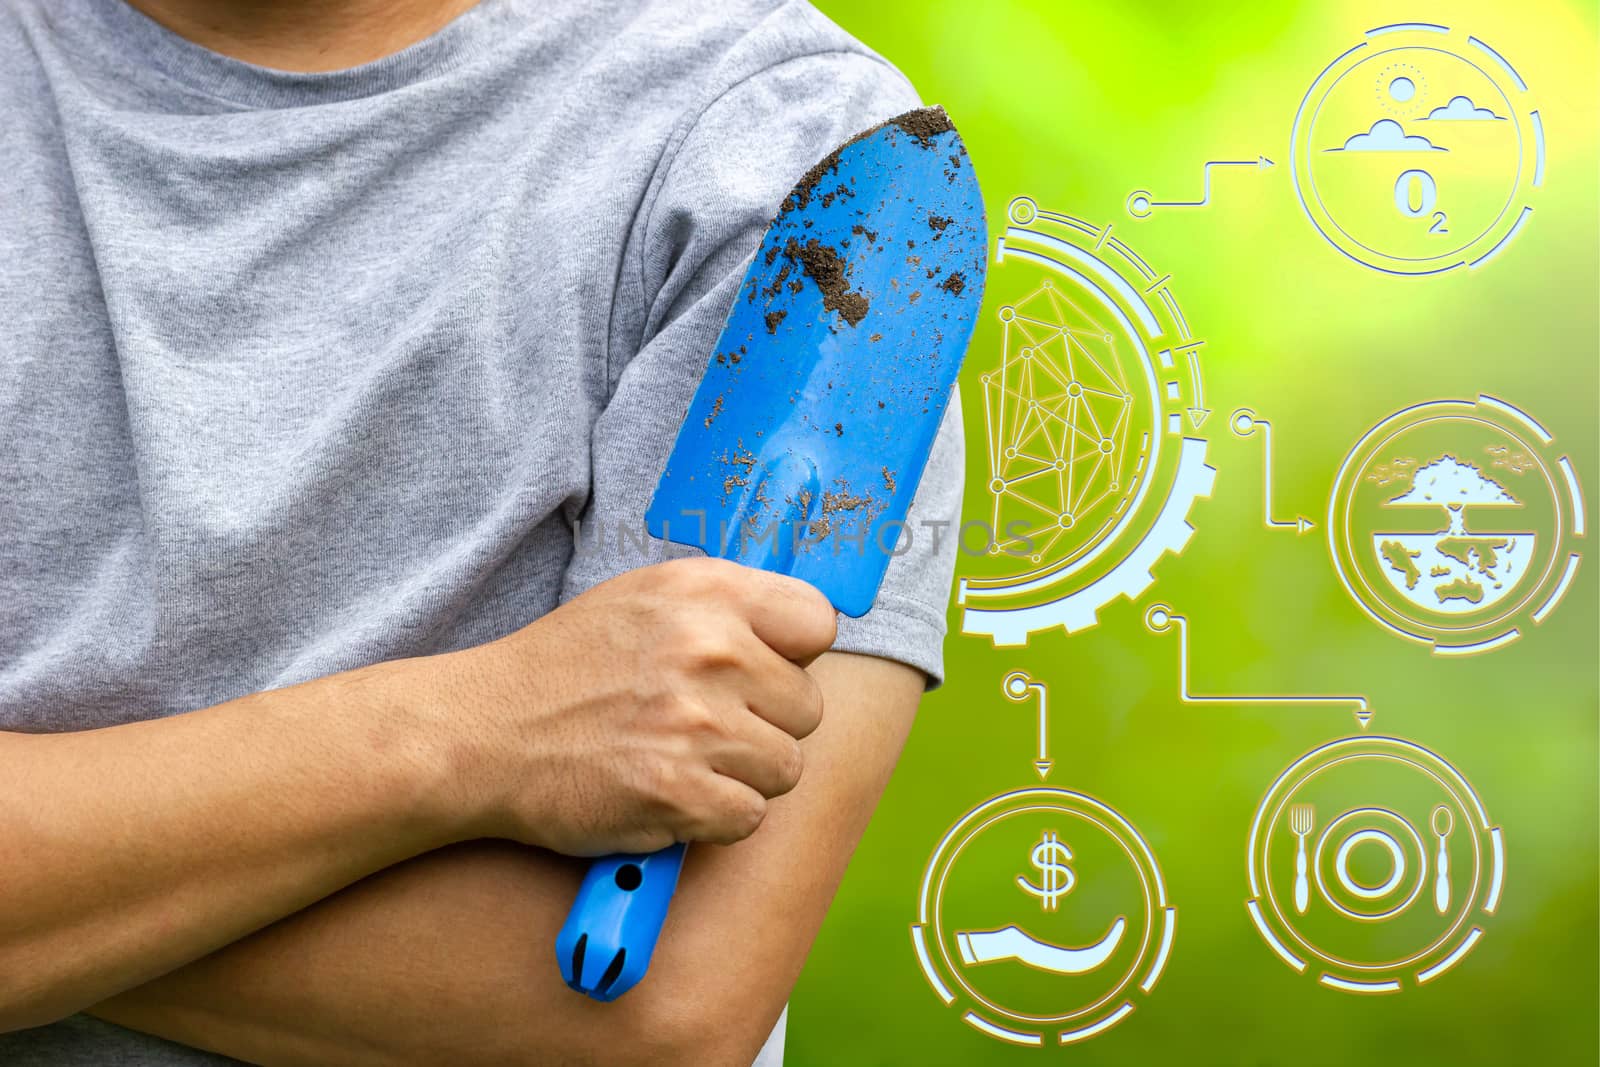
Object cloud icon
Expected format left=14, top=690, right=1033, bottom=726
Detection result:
left=1327, top=119, right=1447, bottom=153
left=1423, top=95, right=1504, bottom=121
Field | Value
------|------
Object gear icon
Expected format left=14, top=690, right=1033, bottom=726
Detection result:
left=960, top=199, right=1215, bottom=646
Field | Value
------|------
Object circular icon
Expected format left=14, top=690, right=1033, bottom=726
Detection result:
left=1246, top=736, right=1504, bottom=993
left=1314, top=809, right=1425, bottom=919
left=959, top=198, right=1215, bottom=646
left=912, top=788, right=1174, bottom=1046
left=1290, top=24, right=1543, bottom=274
left=1329, top=395, right=1585, bottom=654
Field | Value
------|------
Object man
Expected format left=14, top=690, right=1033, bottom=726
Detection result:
left=0, top=0, right=964, bottom=1064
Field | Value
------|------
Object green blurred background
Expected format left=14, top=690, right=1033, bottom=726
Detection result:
left=794, top=2, right=1599, bottom=1063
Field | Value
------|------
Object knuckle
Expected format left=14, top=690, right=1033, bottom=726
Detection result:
left=774, top=740, right=804, bottom=794
left=638, top=753, right=682, bottom=809
left=661, top=692, right=712, bottom=733
left=702, top=790, right=766, bottom=844
left=733, top=793, right=768, bottom=838
left=680, top=556, right=735, bottom=592
left=650, top=557, right=702, bottom=596
left=788, top=673, right=824, bottom=737
left=781, top=579, right=837, bottom=648
left=808, top=596, right=839, bottom=648
left=674, top=629, right=739, bottom=671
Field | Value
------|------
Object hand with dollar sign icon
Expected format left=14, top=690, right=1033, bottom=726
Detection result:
left=955, top=829, right=1127, bottom=976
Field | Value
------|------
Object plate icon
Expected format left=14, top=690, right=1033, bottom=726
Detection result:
left=1246, top=735, right=1505, bottom=993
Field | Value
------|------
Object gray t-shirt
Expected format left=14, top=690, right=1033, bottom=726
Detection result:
left=0, top=0, right=964, bottom=1063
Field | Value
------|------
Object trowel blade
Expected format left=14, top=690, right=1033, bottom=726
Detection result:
left=646, top=107, right=987, bottom=617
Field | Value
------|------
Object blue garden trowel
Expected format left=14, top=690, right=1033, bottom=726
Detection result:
left=557, top=106, right=987, bottom=1001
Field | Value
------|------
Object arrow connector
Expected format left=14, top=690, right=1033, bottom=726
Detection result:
left=1002, top=671, right=1054, bottom=780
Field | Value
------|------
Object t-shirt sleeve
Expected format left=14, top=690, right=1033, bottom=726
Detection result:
left=560, top=49, right=965, bottom=688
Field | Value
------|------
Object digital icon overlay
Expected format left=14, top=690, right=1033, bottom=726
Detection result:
left=960, top=197, right=1216, bottom=645
left=1290, top=23, right=1545, bottom=275
left=1329, top=395, right=1585, bottom=654
left=1246, top=735, right=1505, bottom=993
left=912, top=675, right=1174, bottom=1046
left=929, top=10, right=1577, bottom=1036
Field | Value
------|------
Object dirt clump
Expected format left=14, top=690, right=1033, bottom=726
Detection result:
left=891, top=107, right=954, bottom=149
left=782, top=106, right=953, bottom=212
left=783, top=237, right=869, bottom=327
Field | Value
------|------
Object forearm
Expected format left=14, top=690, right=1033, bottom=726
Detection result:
left=93, top=841, right=592, bottom=1067
left=0, top=658, right=462, bottom=1032
left=3, top=557, right=848, bottom=1042
left=91, top=653, right=919, bottom=1067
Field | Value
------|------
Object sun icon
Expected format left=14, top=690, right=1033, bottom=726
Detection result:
left=1375, top=61, right=1426, bottom=117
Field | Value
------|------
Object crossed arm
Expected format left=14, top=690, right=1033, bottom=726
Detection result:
left=80, top=651, right=919, bottom=1066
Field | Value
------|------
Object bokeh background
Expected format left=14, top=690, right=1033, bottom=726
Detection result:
left=794, top=2, right=1599, bottom=1063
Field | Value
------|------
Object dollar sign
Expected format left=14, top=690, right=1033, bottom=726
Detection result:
left=1016, top=831, right=1076, bottom=911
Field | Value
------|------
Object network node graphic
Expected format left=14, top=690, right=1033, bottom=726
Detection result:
left=913, top=787, right=1175, bottom=1046
left=960, top=197, right=1216, bottom=646
left=1329, top=395, right=1585, bottom=654
left=1246, top=735, right=1504, bottom=993
left=1291, top=23, right=1544, bottom=275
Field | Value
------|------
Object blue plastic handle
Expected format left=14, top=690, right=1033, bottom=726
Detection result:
left=556, top=843, right=687, bottom=1001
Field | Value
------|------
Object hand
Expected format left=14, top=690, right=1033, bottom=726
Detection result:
left=430, top=558, right=837, bottom=856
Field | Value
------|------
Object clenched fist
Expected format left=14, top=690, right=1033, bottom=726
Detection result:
left=430, top=558, right=837, bottom=856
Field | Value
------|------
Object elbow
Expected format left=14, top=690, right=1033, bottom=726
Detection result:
left=618, top=977, right=786, bottom=1067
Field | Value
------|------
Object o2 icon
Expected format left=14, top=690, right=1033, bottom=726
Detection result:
left=1393, top=169, right=1446, bottom=234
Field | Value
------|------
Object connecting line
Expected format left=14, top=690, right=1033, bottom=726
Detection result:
left=1143, top=604, right=1372, bottom=729
left=1002, top=671, right=1053, bottom=779
left=1126, top=158, right=1273, bottom=218
left=1230, top=408, right=1314, bottom=535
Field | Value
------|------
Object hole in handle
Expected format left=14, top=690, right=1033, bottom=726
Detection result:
left=614, top=863, right=643, bottom=891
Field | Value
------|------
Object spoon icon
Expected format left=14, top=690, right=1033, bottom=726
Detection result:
left=1432, top=805, right=1454, bottom=913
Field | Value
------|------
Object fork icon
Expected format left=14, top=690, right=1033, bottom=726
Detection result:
left=1289, top=805, right=1315, bottom=914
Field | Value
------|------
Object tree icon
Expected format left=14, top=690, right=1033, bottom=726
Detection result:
left=1386, top=455, right=1517, bottom=536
